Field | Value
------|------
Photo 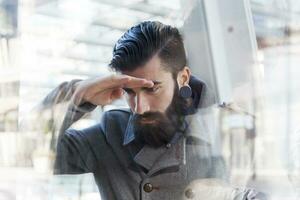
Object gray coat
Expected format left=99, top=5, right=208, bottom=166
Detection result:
left=42, top=77, right=265, bottom=200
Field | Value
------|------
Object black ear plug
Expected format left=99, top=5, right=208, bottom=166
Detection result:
left=179, top=85, right=192, bottom=98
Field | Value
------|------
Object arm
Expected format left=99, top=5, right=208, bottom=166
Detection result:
left=54, top=129, right=95, bottom=174
left=39, top=75, right=154, bottom=134
left=38, top=79, right=97, bottom=135
left=49, top=75, right=153, bottom=174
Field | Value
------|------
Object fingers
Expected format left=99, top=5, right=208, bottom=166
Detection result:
left=122, top=78, right=154, bottom=89
left=98, top=75, right=154, bottom=89
left=86, top=88, right=124, bottom=106
left=73, top=74, right=154, bottom=106
left=84, top=75, right=153, bottom=99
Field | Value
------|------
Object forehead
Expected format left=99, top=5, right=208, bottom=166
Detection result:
left=121, top=55, right=173, bottom=82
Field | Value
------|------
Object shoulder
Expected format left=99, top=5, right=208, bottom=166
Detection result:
left=61, top=108, right=131, bottom=149
left=62, top=124, right=104, bottom=150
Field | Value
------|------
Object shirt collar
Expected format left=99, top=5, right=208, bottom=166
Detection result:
left=123, top=114, right=136, bottom=146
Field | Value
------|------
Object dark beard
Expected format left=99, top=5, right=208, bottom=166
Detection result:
left=132, top=83, right=189, bottom=148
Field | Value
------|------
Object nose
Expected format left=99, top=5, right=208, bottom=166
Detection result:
left=135, top=93, right=150, bottom=114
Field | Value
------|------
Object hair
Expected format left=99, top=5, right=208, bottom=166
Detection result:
left=109, top=21, right=187, bottom=77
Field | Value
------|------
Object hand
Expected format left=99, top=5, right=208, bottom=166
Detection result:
left=72, top=74, right=154, bottom=106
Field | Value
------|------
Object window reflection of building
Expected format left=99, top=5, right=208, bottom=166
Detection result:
left=250, top=0, right=300, bottom=198
left=0, top=39, right=19, bottom=167
left=0, top=0, right=299, bottom=199
left=219, top=104, right=256, bottom=185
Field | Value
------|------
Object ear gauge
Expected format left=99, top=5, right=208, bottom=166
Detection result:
left=179, top=84, right=192, bottom=98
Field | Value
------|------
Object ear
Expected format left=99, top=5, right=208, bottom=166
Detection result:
left=176, top=66, right=191, bottom=87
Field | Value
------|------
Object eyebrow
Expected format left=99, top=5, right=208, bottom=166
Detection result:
left=123, top=81, right=162, bottom=92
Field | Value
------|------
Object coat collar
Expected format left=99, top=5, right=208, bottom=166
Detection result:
left=123, top=114, right=136, bottom=146
left=184, top=106, right=216, bottom=146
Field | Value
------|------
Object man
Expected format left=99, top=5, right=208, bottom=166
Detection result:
left=43, top=21, right=264, bottom=199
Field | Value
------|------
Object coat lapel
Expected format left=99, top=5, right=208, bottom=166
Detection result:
left=133, top=134, right=185, bottom=176
left=147, top=136, right=185, bottom=176
left=133, top=145, right=166, bottom=171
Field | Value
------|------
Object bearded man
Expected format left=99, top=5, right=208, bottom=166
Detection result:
left=41, top=21, right=266, bottom=200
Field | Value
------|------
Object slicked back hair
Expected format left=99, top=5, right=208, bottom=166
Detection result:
left=109, top=21, right=187, bottom=77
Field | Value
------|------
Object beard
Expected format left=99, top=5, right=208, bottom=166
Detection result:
left=132, top=83, right=190, bottom=148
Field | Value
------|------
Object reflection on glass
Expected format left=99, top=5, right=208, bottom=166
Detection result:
left=0, top=0, right=299, bottom=199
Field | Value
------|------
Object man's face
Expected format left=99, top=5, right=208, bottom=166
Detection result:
left=122, top=55, right=184, bottom=147
left=122, top=55, right=175, bottom=115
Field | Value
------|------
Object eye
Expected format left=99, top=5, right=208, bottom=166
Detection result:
left=144, top=86, right=160, bottom=93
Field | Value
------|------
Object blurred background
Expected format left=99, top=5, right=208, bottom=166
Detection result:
left=0, top=0, right=300, bottom=199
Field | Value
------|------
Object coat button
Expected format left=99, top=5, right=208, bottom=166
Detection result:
left=185, top=188, right=195, bottom=199
left=143, top=183, right=153, bottom=193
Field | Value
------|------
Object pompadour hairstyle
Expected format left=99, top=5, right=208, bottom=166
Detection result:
left=109, top=21, right=187, bottom=76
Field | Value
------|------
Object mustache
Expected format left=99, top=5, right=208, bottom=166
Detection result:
left=132, top=111, right=176, bottom=148
left=134, top=111, right=166, bottom=123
